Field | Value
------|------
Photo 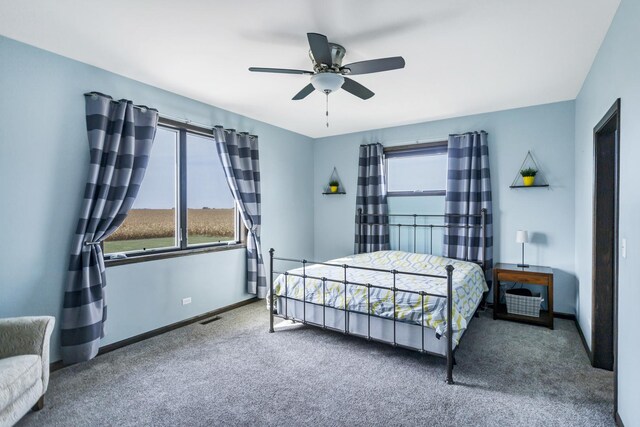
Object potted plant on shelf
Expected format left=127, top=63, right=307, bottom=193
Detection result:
left=329, top=180, right=340, bottom=193
left=520, top=167, right=538, bottom=186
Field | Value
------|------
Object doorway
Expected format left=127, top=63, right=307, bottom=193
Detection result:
left=591, top=98, right=620, bottom=407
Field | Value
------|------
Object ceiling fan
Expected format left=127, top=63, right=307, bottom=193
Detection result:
left=248, top=32, right=405, bottom=101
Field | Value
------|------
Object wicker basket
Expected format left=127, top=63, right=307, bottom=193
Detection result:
left=505, top=290, right=543, bottom=317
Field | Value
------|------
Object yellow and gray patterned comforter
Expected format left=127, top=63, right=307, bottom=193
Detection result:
left=272, top=251, right=488, bottom=344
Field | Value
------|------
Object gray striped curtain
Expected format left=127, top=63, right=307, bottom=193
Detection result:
left=443, top=131, right=493, bottom=270
left=355, top=143, right=390, bottom=253
left=214, top=127, right=266, bottom=298
left=61, top=93, right=158, bottom=364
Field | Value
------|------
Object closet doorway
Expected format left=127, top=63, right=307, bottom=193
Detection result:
left=591, top=98, right=620, bottom=408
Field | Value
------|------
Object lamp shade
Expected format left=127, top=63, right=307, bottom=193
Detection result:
left=311, top=73, right=345, bottom=93
left=516, top=230, right=529, bottom=244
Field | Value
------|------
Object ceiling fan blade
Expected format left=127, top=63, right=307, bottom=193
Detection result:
left=342, top=78, right=374, bottom=100
left=292, top=83, right=315, bottom=100
left=249, top=67, right=313, bottom=75
left=342, top=56, right=405, bottom=75
left=307, top=33, right=333, bottom=66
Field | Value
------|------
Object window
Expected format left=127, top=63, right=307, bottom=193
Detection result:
left=186, top=133, right=236, bottom=246
left=385, top=142, right=448, bottom=196
left=104, top=120, right=240, bottom=259
left=385, top=142, right=448, bottom=254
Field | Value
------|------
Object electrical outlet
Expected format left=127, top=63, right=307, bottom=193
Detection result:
left=182, top=297, right=192, bottom=305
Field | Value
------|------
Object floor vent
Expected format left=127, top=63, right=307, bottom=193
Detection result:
left=200, top=316, right=222, bottom=325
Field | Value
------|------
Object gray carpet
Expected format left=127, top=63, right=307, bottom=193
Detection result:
left=20, top=302, right=614, bottom=427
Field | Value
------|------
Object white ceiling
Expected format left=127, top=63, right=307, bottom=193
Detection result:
left=0, top=0, right=620, bottom=138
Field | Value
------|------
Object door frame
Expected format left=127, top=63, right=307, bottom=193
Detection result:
left=591, top=98, right=620, bottom=413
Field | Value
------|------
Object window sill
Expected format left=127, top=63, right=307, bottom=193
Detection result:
left=104, top=243, right=246, bottom=267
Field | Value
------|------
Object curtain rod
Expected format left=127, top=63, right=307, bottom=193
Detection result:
left=380, top=137, right=449, bottom=148
left=84, top=92, right=257, bottom=139
left=84, top=92, right=158, bottom=113
left=160, top=114, right=258, bottom=139
left=379, top=130, right=488, bottom=148
left=449, top=130, right=488, bottom=136
left=159, top=112, right=218, bottom=132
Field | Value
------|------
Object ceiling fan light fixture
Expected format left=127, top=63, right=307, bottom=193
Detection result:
left=249, top=32, right=404, bottom=103
left=311, top=73, right=344, bottom=94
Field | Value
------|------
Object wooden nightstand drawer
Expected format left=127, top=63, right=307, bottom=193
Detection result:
left=497, top=271, right=550, bottom=285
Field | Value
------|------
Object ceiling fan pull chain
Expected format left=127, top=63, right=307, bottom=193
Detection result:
left=325, top=90, right=330, bottom=128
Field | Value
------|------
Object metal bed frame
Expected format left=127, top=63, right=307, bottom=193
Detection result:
left=268, top=208, right=487, bottom=384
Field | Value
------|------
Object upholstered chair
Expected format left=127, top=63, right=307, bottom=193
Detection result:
left=0, top=316, right=55, bottom=427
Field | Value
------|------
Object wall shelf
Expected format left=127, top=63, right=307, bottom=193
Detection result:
left=323, top=167, right=346, bottom=195
left=509, top=184, right=550, bottom=189
left=510, top=151, right=549, bottom=189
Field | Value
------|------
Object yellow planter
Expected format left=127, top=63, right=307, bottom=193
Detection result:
left=330, top=185, right=338, bottom=193
left=523, top=176, right=535, bottom=186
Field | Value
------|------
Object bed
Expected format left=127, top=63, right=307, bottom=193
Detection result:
left=268, top=210, right=488, bottom=384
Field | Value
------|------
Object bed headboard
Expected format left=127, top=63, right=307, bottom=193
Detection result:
left=355, top=209, right=488, bottom=271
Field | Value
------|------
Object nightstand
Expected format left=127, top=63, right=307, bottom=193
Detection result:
left=493, top=263, right=554, bottom=329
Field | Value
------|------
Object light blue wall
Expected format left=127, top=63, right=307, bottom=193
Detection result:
left=314, top=101, right=577, bottom=314
left=574, top=0, right=638, bottom=424
left=0, top=36, right=315, bottom=362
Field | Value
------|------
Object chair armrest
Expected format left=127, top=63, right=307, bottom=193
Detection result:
left=0, top=316, right=55, bottom=392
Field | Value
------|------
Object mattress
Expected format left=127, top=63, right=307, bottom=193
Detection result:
left=271, top=250, right=488, bottom=344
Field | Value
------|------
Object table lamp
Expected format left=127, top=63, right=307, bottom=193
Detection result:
left=516, top=230, right=529, bottom=268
